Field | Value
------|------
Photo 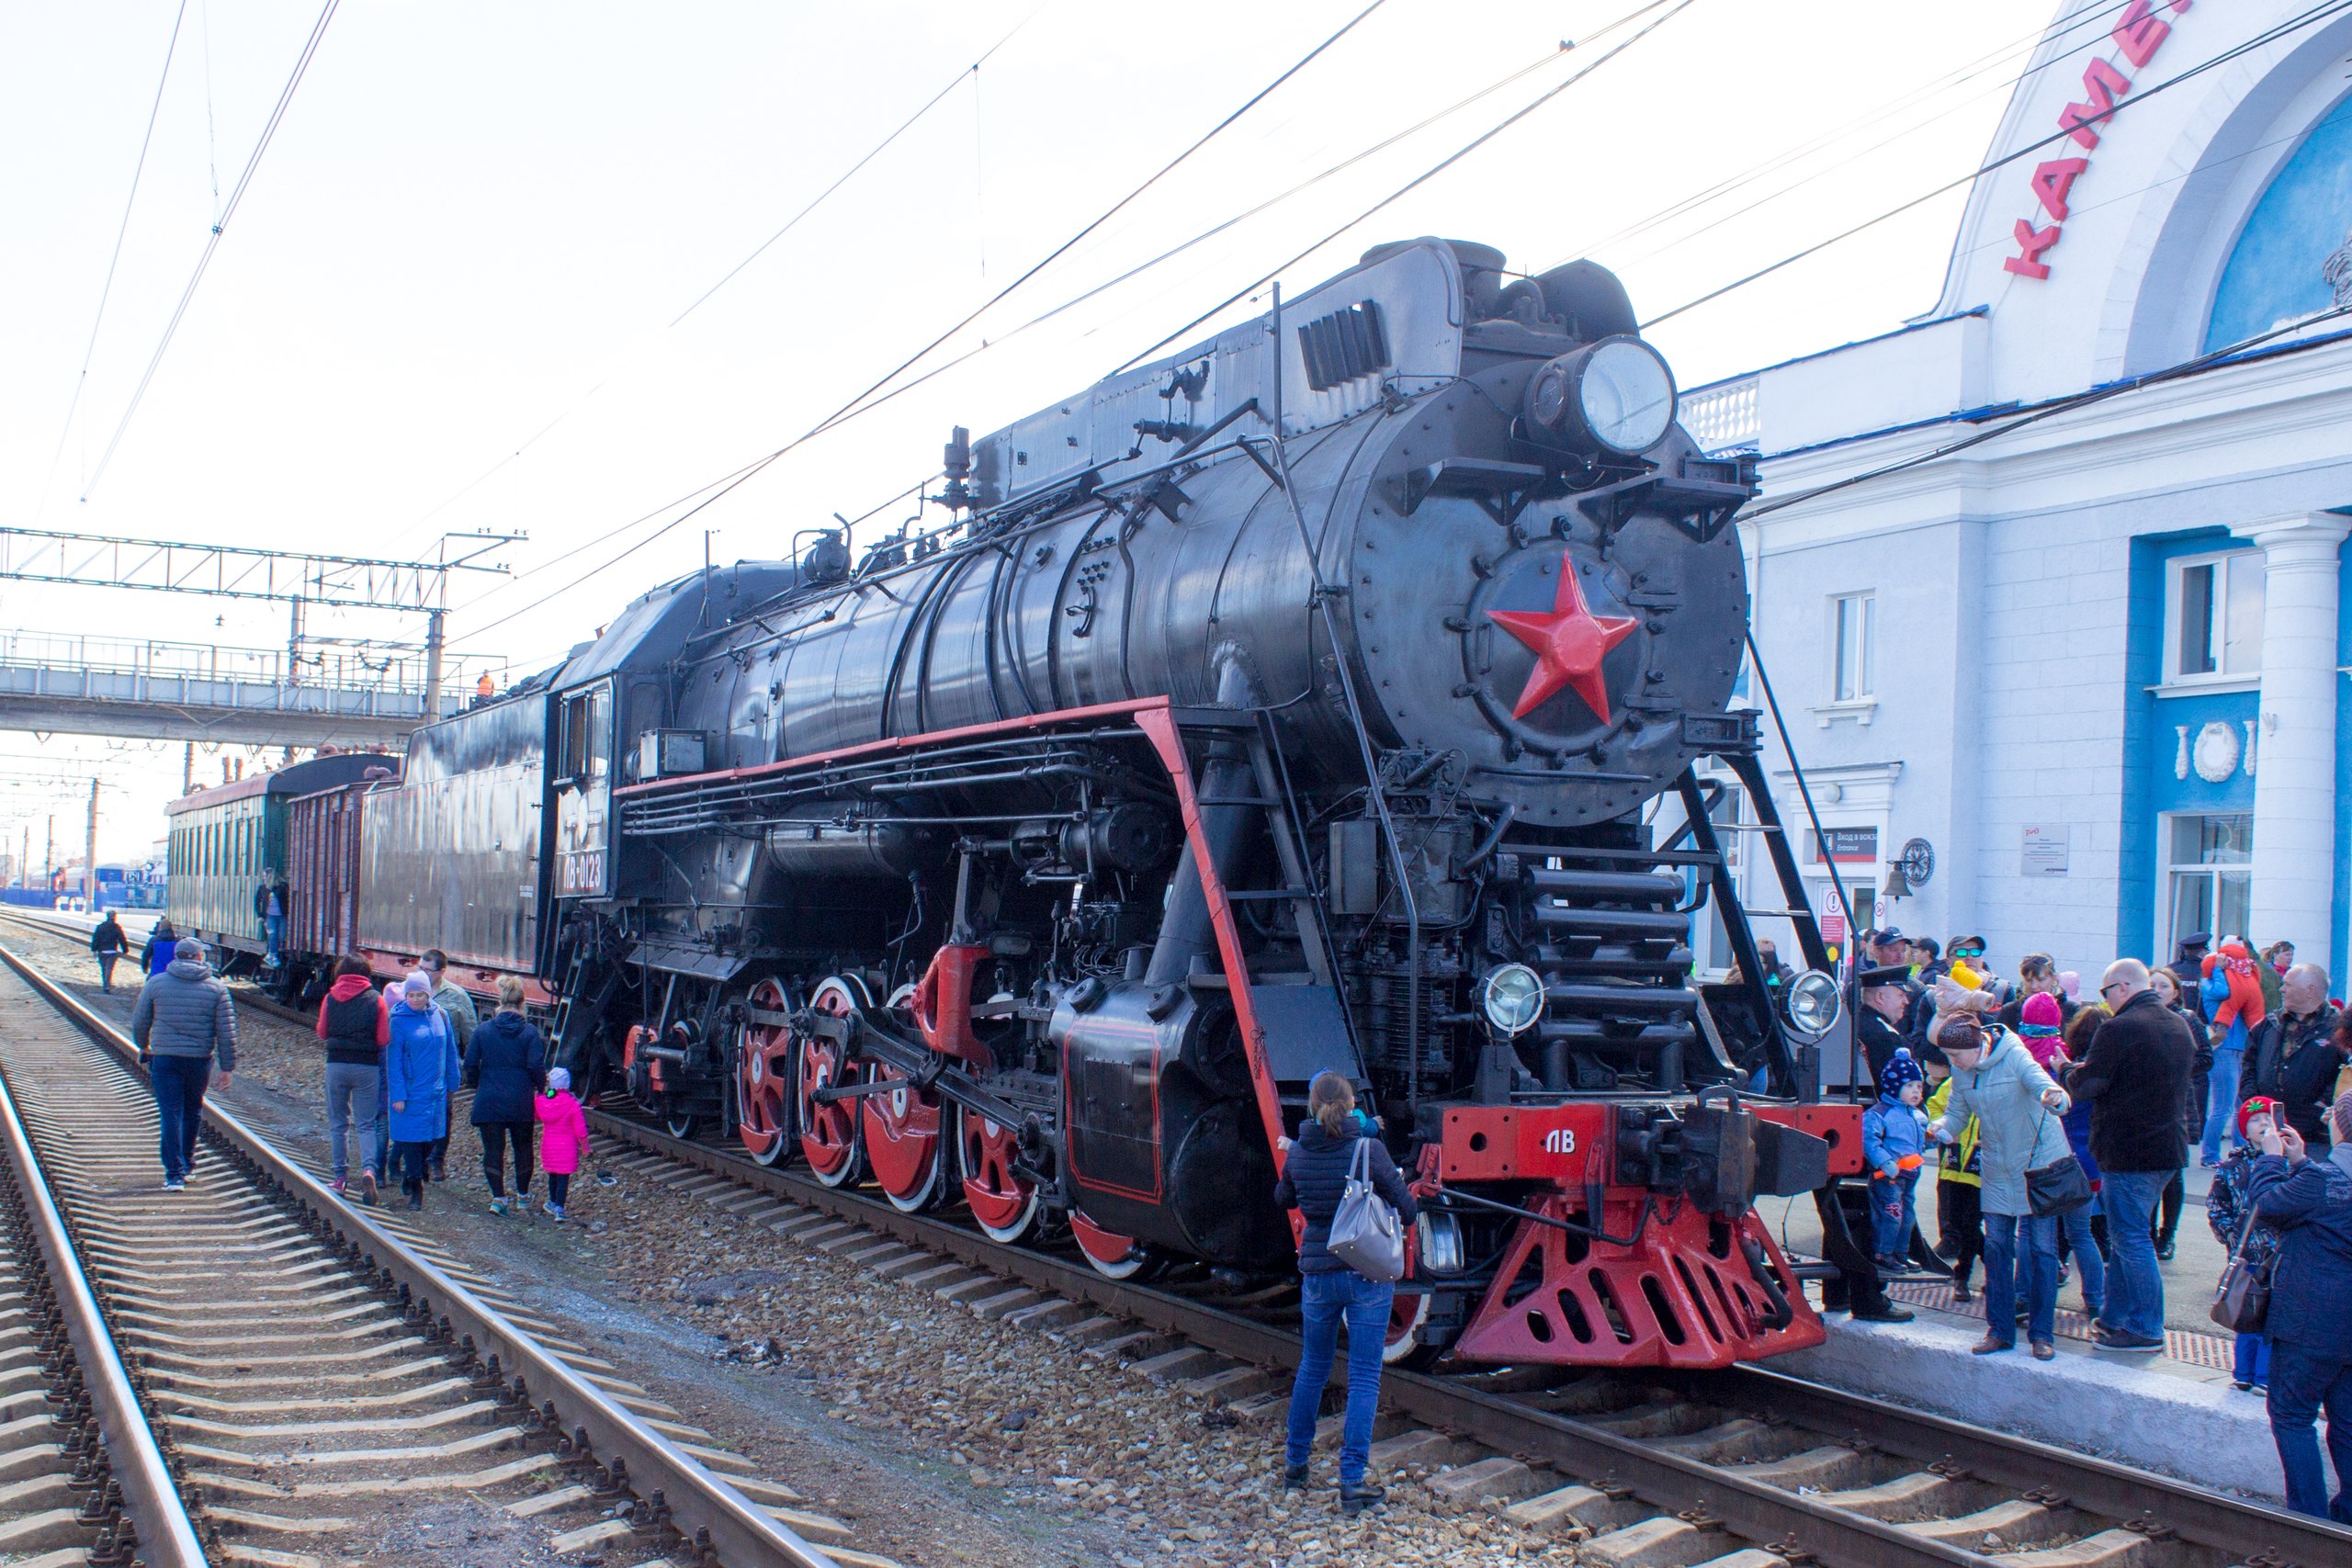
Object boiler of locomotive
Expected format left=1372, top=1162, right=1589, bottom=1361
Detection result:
left=714, top=240, right=1751, bottom=836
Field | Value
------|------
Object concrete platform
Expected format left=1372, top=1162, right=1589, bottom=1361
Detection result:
left=1776, top=1311, right=2324, bottom=1505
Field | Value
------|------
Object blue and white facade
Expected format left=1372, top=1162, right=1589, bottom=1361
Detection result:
left=1691, top=0, right=2352, bottom=983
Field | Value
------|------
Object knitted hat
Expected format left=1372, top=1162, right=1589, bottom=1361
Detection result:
left=2236, top=1096, right=2282, bottom=1137
left=1935, top=1012, right=1988, bottom=1055
left=1878, top=1047, right=1925, bottom=1100
left=401, top=970, right=433, bottom=997
left=2019, top=992, right=2063, bottom=1032
left=546, top=1067, right=571, bottom=1094
left=2059, top=970, right=2080, bottom=1001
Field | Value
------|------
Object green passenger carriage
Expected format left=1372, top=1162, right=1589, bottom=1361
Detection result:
left=164, top=754, right=394, bottom=971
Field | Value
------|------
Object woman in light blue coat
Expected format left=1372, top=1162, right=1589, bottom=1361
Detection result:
left=385, top=972, right=455, bottom=1210
left=1930, top=1010, right=2073, bottom=1359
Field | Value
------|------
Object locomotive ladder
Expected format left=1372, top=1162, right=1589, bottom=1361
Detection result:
left=1175, top=707, right=1363, bottom=1059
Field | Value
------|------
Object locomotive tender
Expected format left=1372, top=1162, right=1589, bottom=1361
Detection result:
left=188, top=238, right=1875, bottom=1369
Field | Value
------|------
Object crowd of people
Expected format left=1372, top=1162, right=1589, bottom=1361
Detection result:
left=1852, top=925, right=2352, bottom=1521
left=114, top=929, right=587, bottom=1221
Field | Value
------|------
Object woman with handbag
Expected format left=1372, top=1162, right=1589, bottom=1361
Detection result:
left=1275, top=1072, right=1419, bottom=1516
left=2209, top=1096, right=2284, bottom=1391
left=1929, top=1011, right=2075, bottom=1358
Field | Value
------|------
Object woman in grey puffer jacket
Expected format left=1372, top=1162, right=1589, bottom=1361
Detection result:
left=1930, top=1011, right=2071, bottom=1358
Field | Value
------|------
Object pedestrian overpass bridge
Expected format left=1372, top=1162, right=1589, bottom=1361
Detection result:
left=0, top=633, right=503, bottom=750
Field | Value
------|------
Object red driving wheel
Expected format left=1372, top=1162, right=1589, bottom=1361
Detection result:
left=736, top=977, right=795, bottom=1168
left=862, top=985, right=945, bottom=1213
left=793, top=976, right=867, bottom=1187
left=958, top=1109, right=1038, bottom=1243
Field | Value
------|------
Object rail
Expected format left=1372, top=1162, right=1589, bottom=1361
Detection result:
left=585, top=1109, right=2352, bottom=1568
left=0, top=1007, right=207, bottom=1567
left=0, top=941, right=845, bottom=1568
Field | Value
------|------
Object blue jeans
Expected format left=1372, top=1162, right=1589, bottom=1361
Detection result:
left=2267, top=1342, right=2352, bottom=1522
left=1981, top=1211, right=2058, bottom=1346
left=2235, top=1332, right=2271, bottom=1387
left=2098, top=1168, right=2170, bottom=1341
left=1284, top=1270, right=1393, bottom=1488
left=265, top=913, right=286, bottom=964
left=2058, top=1202, right=2105, bottom=1318
left=2201, top=1048, right=2244, bottom=1164
left=1869, top=1173, right=1917, bottom=1259
left=323, top=1062, right=381, bottom=1180
left=149, top=1055, right=210, bottom=1184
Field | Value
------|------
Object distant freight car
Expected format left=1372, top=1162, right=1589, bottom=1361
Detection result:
left=164, top=752, right=395, bottom=984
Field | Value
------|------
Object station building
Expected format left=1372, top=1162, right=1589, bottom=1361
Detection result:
left=1684, top=0, right=2352, bottom=986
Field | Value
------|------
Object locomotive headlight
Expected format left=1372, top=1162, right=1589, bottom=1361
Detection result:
left=1784, top=968, right=1843, bottom=1039
left=1479, top=963, right=1545, bottom=1037
left=1521, top=335, right=1678, bottom=457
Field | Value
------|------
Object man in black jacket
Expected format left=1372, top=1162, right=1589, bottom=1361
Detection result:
left=2249, top=964, right=2346, bottom=1149
left=2066, top=960, right=2193, bottom=1351
left=89, top=912, right=127, bottom=993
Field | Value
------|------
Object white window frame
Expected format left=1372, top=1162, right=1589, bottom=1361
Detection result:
left=1832, top=593, right=1874, bottom=703
left=2163, top=549, right=2264, bottom=689
left=2155, top=809, right=2254, bottom=956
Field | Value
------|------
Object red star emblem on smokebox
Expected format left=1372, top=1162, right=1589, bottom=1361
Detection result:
left=1487, top=568, right=1638, bottom=722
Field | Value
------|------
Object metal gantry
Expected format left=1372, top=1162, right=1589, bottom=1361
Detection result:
left=0, top=527, right=522, bottom=721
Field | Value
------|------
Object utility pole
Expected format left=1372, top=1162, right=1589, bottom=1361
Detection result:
left=16, top=827, right=24, bottom=891
left=183, top=742, right=193, bottom=795
left=423, top=609, right=445, bottom=726
left=286, top=593, right=305, bottom=763
left=85, top=779, right=97, bottom=910
left=42, top=816, right=52, bottom=895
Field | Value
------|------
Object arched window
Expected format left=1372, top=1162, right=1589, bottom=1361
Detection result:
left=2206, top=92, right=2352, bottom=350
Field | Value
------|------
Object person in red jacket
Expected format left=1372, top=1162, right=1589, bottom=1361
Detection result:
left=315, top=956, right=390, bottom=1203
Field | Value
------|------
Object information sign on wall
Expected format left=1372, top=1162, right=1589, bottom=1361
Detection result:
left=2021, top=823, right=2071, bottom=877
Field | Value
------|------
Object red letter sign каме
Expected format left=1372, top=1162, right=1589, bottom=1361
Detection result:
left=2003, top=1, right=2190, bottom=278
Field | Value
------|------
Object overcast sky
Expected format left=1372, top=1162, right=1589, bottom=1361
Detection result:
left=4, top=0, right=2061, bottom=861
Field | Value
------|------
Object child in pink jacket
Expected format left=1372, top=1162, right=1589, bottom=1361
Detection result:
left=535, top=1067, right=588, bottom=1218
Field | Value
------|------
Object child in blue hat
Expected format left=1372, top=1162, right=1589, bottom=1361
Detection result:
left=1862, top=1047, right=1930, bottom=1273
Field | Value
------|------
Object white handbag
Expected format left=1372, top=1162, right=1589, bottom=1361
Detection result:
left=1326, top=1137, right=1406, bottom=1281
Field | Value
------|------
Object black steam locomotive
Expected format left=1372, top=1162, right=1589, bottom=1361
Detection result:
left=287, top=238, right=1870, bottom=1369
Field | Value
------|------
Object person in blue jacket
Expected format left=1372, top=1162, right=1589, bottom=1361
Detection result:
left=385, top=971, right=456, bottom=1210
left=2248, top=1089, right=2352, bottom=1522
left=1862, top=1049, right=1930, bottom=1272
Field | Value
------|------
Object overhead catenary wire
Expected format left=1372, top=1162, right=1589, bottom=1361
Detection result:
left=449, top=0, right=1393, bottom=649
left=381, top=0, right=1043, bottom=553
left=79, top=0, right=342, bottom=499
left=1743, top=302, right=2352, bottom=523
left=1109, top=0, right=1699, bottom=377
left=1639, top=0, right=2352, bottom=329
left=1558, top=0, right=2151, bottom=276
left=36, top=0, right=191, bottom=520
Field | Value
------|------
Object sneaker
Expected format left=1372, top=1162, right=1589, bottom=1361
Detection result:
left=1951, top=1282, right=1973, bottom=1303
left=162, top=1179, right=185, bottom=1192
left=359, top=1170, right=379, bottom=1205
left=2200, top=1156, right=2221, bottom=1168
left=2094, top=1327, right=2164, bottom=1353
left=332, top=1177, right=347, bottom=1195
left=2232, top=1379, right=2255, bottom=1391
left=543, top=1201, right=566, bottom=1220
left=2155, top=1240, right=2175, bottom=1262
left=490, top=1196, right=509, bottom=1215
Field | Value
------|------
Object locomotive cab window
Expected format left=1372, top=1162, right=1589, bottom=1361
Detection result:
left=558, top=686, right=612, bottom=784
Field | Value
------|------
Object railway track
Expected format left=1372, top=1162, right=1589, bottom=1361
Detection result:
left=0, top=937, right=887, bottom=1568
left=10, top=912, right=2344, bottom=1568
left=576, top=1105, right=2346, bottom=1568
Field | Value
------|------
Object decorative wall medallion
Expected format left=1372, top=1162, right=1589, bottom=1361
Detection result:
left=2174, top=726, right=2190, bottom=781
left=2193, top=720, right=2242, bottom=784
